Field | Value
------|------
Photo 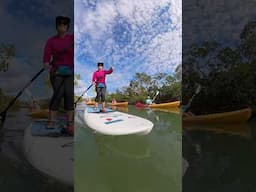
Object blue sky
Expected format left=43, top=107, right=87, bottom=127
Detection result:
left=74, top=0, right=182, bottom=97
left=0, top=0, right=73, bottom=100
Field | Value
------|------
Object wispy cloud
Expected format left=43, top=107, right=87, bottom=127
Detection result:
left=75, top=0, right=182, bottom=93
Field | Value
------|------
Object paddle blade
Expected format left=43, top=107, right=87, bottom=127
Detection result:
left=0, top=111, right=6, bottom=125
left=152, top=90, right=160, bottom=102
left=195, top=85, right=201, bottom=94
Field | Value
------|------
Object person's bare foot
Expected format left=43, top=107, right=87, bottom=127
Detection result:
left=100, top=108, right=106, bottom=113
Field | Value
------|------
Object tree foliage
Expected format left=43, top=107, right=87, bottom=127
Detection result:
left=0, top=43, right=15, bottom=72
left=182, top=20, right=256, bottom=115
left=107, top=67, right=181, bottom=104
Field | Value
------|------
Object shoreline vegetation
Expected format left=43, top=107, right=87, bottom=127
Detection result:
left=0, top=88, right=23, bottom=111
left=183, top=20, right=256, bottom=117
left=75, top=67, right=181, bottom=105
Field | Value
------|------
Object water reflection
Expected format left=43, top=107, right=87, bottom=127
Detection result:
left=75, top=106, right=181, bottom=192
left=183, top=122, right=256, bottom=192
left=184, top=123, right=252, bottom=138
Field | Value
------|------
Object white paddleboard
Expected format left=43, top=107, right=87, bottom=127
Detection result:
left=23, top=121, right=73, bottom=185
left=84, top=107, right=154, bottom=136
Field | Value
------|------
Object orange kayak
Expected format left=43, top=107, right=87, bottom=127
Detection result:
left=183, top=108, right=252, bottom=125
left=149, top=101, right=180, bottom=109
left=86, top=101, right=96, bottom=105
left=108, top=102, right=128, bottom=107
left=151, top=107, right=180, bottom=114
left=27, top=109, right=49, bottom=119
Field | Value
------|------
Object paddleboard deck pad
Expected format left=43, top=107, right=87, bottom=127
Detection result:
left=87, top=107, right=114, bottom=113
left=23, top=121, right=73, bottom=185
left=84, top=107, right=154, bottom=135
left=30, top=120, right=72, bottom=137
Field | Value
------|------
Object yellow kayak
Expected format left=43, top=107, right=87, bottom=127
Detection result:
left=27, top=109, right=49, bottom=119
left=86, top=101, right=96, bottom=105
left=150, top=107, right=180, bottom=114
left=183, top=108, right=252, bottom=125
left=108, top=101, right=128, bottom=107
left=149, top=101, right=180, bottom=109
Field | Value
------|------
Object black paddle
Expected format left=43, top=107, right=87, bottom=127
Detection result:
left=74, top=83, right=94, bottom=108
left=0, top=68, right=45, bottom=125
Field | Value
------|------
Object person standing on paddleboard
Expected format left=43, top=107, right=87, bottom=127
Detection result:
left=146, top=96, right=153, bottom=105
left=92, top=62, right=113, bottom=112
left=43, top=16, right=74, bottom=135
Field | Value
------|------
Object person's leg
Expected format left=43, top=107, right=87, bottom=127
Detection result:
left=64, top=75, right=74, bottom=120
left=102, top=102, right=105, bottom=110
left=48, top=110, right=57, bottom=126
left=101, top=87, right=106, bottom=111
left=49, top=75, right=65, bottom=127
left=94, top=87, right=100, bottom=109
left=64, top=75, right=74, bottom=134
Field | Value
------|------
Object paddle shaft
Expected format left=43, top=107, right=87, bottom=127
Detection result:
left=184, top=85, right=201, bottom=112
left=74, top=84, right=94, bottom=108
left=0, top=68, right=45, bottom=123
left=151, top=91, right=159, bottom=103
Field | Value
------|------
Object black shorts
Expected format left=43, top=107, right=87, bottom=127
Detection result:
left=49, top=74, right=74, bottom=111
left=95, top=87, right=106, bottom=102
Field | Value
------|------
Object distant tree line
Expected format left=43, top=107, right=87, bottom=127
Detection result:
left=107, top=66, right=181, bottom=104
left=182, top=20, right=256, bottom=115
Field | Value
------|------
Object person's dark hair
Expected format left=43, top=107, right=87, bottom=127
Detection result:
left=56, top=16, right=71, bottom=30
left=97, top=62, right=104, bottom=66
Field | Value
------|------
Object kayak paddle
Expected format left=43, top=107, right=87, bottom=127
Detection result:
left=184, top=84, right=202, bottom=112
left=152, top=90, right=160, bottom=103
left=74, top=83, right=94, bottom=108
left=0, top=68, right=45, bottom=125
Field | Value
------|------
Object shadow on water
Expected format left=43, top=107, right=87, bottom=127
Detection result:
left=183, top=122, right=256, bottom=192
left=75, top=105, right=182, bottom=192
left=0, top=108, right=73, bottom=192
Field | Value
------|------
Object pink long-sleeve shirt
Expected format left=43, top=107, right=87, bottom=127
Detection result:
left=92, top=68, right=113, bottom=87
left=43, top=34, right=74, bottom=69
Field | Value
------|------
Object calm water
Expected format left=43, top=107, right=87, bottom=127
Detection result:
left=183, top=122, right=256, bottom=192
left=0, top=108, right=73, bottom=192
left=75, top=106, right=182, bottom=192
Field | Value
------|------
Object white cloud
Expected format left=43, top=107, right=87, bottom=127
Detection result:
left=75, top=0, right=182, bottom=91
left=76, top=1, right=117, bottom=40
left=140, top=31, right=181, bottom=74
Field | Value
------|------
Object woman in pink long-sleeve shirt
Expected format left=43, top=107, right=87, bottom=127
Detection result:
left=92, top=62, right=113, bottom=112
left=43, top=16, right=74, bottom=135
